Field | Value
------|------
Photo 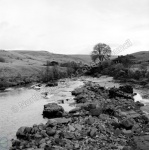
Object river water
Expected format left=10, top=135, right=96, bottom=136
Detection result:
left=0, top=76, right=149, bottom=147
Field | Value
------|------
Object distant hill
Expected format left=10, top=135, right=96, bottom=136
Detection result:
left=0, top=50, right=92, bottom=78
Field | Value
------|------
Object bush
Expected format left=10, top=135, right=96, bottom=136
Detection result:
left=0, top=57, right=5, bottom=62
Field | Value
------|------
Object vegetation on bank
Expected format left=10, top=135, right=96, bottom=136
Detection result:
left=40, top=61, right=84, bottom=83
left=87, top=43, right=149, bottom=87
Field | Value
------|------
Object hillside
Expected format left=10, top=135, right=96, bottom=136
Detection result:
left=131, top=51, right=149, bottom=63
left=0, top=50, right=92, bottom=78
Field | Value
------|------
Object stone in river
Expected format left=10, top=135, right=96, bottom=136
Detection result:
left=43, top=103, right=64, bottom=118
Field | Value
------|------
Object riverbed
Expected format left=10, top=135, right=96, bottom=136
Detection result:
left=0, top=76, right=149, bottom=146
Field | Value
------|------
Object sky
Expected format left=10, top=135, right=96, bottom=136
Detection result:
left=0, top=0, right=149, bottom=55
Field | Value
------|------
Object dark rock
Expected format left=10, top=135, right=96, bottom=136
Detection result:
left=135, top=101, right=144, bottom=107
left=12, top=140, right=21, bottom=147
left=46, top=82, right=58, bottom=87
left=72, top=88, right=84, bottom=96
left=119, top=85, right=133, bottom=94
left=43, top=103, right=64, bottom=118
left=89, top=107, right=102, bottom=116
left=16, top=127, right=30, bottom=140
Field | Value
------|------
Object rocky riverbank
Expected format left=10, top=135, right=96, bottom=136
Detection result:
left=10, top=81, right=149, bottom=150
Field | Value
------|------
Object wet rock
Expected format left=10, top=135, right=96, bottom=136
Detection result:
left=43, top=103, right=64, bottom=118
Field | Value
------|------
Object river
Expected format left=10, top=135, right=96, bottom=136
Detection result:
left=0, top=76, right=149, bottom=147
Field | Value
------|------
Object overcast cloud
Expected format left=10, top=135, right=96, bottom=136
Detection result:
left=0, top=0, right=149, bottom=55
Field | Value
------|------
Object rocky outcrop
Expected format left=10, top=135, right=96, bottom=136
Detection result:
left=11, top=82, right=149, bottom=150
left=43, top=103, right=64, bottom=118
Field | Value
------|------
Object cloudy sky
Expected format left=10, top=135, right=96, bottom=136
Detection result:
left=0, top=0, right=149, bottom=55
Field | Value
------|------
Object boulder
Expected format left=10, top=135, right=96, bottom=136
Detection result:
left=16, top=127, right=32, bottom=140
left=43, top=103, right=64, bottom=118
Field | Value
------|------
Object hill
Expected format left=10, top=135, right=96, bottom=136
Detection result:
left=0, top=50, right=92, bottom=78
left=130, top=51, right=149, bottom=63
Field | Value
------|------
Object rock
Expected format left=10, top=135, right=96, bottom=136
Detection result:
left=114, top=128, right=121, bottom=136
left=54, top=118, right=71, bottom=124
left=46, top=119, right=57, bottom=127
left=45, top=82, right=58, bottom=87
left=89, top=107, right=102, bottom=116
left=121, top=118, right=135, bottom=130
left=12, top=140, right=21, bottom=147
left=86, top=117, right=95, bottom=125
left=72, top=88, right=84, bottom=96
left=119, top=85, right=133, bottom=94
left=122, top=146, right=132, bottom=150
left=74, top=124, right=82, bottom=131
left=135, top=101, right=144, bottom=107
left=43, top=103, right=64, bottom=118
left=69, top=107, right=81, bottom=113
left=46, top=128, right=56, bottom=136
left=68, top=124, right=75, bottom=132
left=122, top=129, right=132, bottom=136
left=89, top=128, right=97, bottom=137
left=134, top=135, right=149, bottom=150
left=16, top=127, right=30, bottom=140
left=63, top=132, right=75, bottom=139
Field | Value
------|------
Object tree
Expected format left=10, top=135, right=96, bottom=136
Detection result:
left=91, top=43, right=111, bottom=63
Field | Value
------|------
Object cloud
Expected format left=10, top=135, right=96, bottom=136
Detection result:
left=0, top=0, right=148, bottom=54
